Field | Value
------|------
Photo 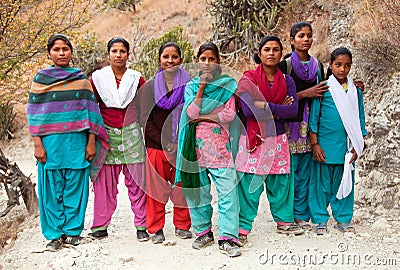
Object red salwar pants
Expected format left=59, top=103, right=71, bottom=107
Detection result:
left=145, top=148, right=191, bottom=234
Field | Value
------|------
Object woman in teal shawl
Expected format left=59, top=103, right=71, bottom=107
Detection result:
left=175, top=42, right=241, bottom=257
left=27, top=34, right=108, bottom=251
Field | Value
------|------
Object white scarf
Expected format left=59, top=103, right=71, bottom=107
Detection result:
left=92, top=65, right=141, bottom=109
left=328, top=75, right=364, bottom=199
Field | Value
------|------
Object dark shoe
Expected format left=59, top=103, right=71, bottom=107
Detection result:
left=46, top=238, right=63, bottom=252
left=192, top=231, right=214, bottom=250
left=62, top=235, right=82, bottom=246
left=151, top=229, right=165, bottom=244
left=137, top=230, right=150, bottom=242
left=237, top=234, right=248, bottom=247
left=88, top=229, right=108, bottom=240
left=218, top=240, right=242, bottom=257
left=175, top=228, right=193, bottom=239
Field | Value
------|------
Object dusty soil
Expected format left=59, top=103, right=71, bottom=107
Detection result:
left=0, top=129, right=399, bottom=270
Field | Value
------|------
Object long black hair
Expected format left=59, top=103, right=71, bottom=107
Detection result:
left=326, top=47, right=353, bottom=78
left=253, top=35, right=283, bottom=64
left=289, top=22, right=313, bottom=51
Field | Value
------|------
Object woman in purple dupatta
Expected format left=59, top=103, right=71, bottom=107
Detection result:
left=139, top=42, right=192, bottom=244
left=277, top=22, right=328, bottom=230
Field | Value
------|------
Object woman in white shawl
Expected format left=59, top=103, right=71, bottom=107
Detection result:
left=88, top=37, right=149, bottom=241
left=308, top=47, right=368, bottom=235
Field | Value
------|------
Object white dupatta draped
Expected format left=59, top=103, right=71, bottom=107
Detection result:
left=92, top=66, right=141, bottom=109
left=328, top=75, right=364, bottom=199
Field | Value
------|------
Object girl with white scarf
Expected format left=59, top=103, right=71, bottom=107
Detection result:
left=308, top=47, right=368, bottom=235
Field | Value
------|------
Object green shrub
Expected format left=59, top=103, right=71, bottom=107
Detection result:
left=73, top=31, right=107, bottom=76
left=208, top=0, right=286, bottom=65
left=131, top=26, right=194, bottom=79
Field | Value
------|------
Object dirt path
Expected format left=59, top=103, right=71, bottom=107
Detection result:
left=0, top=130, right=399, bottom=269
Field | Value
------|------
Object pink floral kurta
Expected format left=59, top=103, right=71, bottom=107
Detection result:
left=186, top=96, right=236, bottom=168
left=235, top=133, right=291, bottom=175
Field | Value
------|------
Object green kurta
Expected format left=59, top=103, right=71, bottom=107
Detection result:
left=41, top=132, right=90, bottom=169
left=308, top=88, right=367, bottom=164
left=38, top=132, right=90, bottom=240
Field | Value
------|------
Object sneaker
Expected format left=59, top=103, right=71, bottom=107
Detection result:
left=237, top=234, right=248, bottom=247
left=46, top=238, right=63, bottom=252
left=62, top=235, right=82, bottom=246
left=137, top=230, right=150, bottom=242
left=88, top=229, right=108, bottom=240
left=175, top=228, right=193, bottom=239
left=218, top=240, right=242, bottom=257
left=192, top=231, right=214, bottom=250
left=151, top=229, right=165, bottom=244
left=276, top=223, right=304, bottom=235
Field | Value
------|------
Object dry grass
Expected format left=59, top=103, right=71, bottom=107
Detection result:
left=352, top=0, right=400, bottom=73
left=89, top=0, right=212, bottom=53
left=0, top=214, right=25, bottom=250
left=277, top=0, right=331, bottom=63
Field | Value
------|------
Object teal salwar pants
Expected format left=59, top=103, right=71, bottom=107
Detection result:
left=308, top=160, right=354, bottom=224
left=292, top=152, right=312, bottom=221
left=38, top=163, right=90, bottom=240
left=238, top=171, right=294, bottom=234
left=185, top=167, right=239, bottom=240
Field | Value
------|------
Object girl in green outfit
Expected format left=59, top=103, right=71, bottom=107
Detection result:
left=308, top=47, right=367, bottom=235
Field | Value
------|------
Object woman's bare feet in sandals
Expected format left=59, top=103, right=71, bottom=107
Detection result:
left=334, top=223, right=355, bottom=233
left=316, top=223, right=328, bottom=235
left=294, top=218, right=312, bottom=231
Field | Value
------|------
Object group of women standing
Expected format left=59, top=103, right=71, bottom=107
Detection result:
left=27, top=21, right=367, bottom=257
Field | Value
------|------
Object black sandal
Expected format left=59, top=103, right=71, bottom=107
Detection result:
left=62, top=235, right=83, bottom=246
left=46, top=238, right=63, bottom=251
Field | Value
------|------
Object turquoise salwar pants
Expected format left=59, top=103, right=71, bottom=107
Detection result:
left=293, top=152, right=312, bottom=221
left=238, top=171, right=294, bottom=234
left=185, top=167, right=239, bottom=240
left=308, top=160, right=354, bottom=224
left=38, top=163, right=90, bottom=240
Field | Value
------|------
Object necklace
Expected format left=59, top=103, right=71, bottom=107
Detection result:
left=115, top=76, right=122, bottom=82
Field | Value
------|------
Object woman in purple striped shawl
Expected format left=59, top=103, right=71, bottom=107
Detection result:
left=27, top=34, right=109, bottom=251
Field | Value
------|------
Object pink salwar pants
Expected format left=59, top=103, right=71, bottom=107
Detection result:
left=91, top=163, right=146, bottom=230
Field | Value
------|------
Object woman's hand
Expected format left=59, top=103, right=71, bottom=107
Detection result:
left=85, top=134, right=96, bottom=161
left=301, top=81, right=329, bottom=99
left=312, top=144, right=326, bottom=163
left=195, top=73, right=212, bottom=107
left=254, top=100, right=266, bottom=109
left=354, top=80, right=365, bottom=92
left=349, top=147, right=358, bottom=163
left=34, top=144, right=47, bottom=163
left=282, top=95, right=294, bottom=105
left=33, top=136, right=46, bottom=163
left=199, top=72, right=213, bottom=87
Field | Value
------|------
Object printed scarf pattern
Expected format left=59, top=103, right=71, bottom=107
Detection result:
left=27, top=67, right=109, bottom=180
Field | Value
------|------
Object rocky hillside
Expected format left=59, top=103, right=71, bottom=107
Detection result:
left=325, top=1, right=400, bottom=213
